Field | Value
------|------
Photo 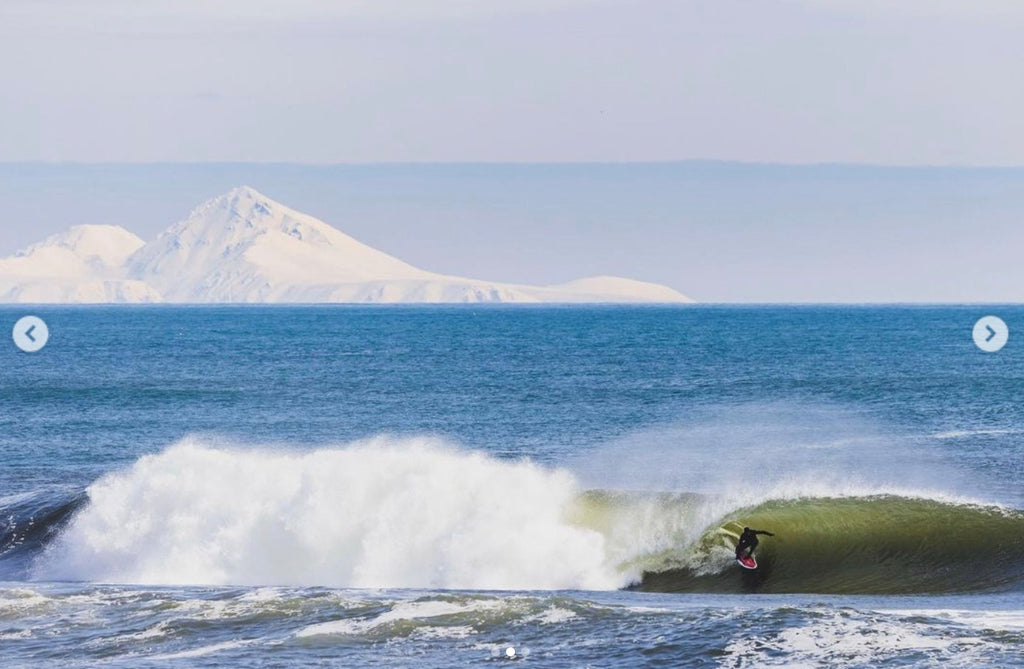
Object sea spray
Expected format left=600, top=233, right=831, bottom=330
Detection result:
left=32, top=436, right=624, bottom=589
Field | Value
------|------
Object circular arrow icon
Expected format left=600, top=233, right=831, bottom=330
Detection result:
left=973, top=316, right=1008, bottom=353
left=12, top=315, right=49, bottom=353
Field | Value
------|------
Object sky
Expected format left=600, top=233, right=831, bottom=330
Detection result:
left=0, top=2, right=1022, bottom=302
left=1, top=0, right=1023, bottom=164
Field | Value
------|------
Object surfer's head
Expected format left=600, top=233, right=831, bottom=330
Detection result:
left=743, top=527, right=749, bottom=532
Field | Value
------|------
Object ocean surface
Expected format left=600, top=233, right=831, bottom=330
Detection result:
left=1, top=305, right=1022, bottom=667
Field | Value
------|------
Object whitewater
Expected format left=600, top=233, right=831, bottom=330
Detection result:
left=33, top=437, right=618, bottom=590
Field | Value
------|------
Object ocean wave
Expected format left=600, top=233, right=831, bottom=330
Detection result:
left=9, top=436, right=1024, bottom=595
left=633, top=495, right=1024, bottom=594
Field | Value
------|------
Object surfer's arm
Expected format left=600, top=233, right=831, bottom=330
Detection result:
left=756, top=530, right=775, bottom=536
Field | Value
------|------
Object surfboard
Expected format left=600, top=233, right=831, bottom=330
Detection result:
left=736, top=555, right=758, bottom=570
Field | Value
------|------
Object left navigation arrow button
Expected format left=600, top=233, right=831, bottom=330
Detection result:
left=13, top=316, right=49, bottom=353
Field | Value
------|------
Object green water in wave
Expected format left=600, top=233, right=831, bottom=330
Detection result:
left=570, top=493, right=1024, bottom=595
left=648, top=496, right=1024, bottom=594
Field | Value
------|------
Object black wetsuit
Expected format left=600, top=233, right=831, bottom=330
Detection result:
left=735, top=527, right=774, bottom=559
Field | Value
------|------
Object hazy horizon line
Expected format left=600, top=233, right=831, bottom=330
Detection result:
left=4, top=159, right=1024, bottom=171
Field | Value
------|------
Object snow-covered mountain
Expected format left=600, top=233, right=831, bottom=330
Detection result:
left=0, top=225, right=160, bottom=303
left=0, top=187, right=693, bottom=304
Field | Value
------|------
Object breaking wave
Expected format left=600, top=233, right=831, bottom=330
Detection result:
left=27, top=437, right=619, bottom=590
left=630, top=494, right=1024, bottom=594
left=7, top=436, right=1024, bottom=595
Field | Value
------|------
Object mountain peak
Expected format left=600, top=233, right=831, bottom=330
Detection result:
left=126, top=186, right=430, bottom=301
left=218, top=185, right=272, bottom=210
left=0, top=223, right=157, bottom=302
left=189, top=185, right=281, bottom=226
left=225, top=185, right=263, bottom=199
left=0, top=224, right=144, bottom=277
left=1, top=189, right=693, bottom=304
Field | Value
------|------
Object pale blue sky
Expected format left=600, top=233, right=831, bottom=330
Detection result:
left=1, top=2, right=1022, bottom=301
left=2, top=0, right=1023, bottom=164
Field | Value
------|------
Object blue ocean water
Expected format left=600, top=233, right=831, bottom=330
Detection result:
left=1, top=306, right=1023, bottom=667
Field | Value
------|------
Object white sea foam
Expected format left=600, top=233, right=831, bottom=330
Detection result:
left=34, top=436, right=625, bottom=590
left=413, top=624, right=475, bottom=640
left=721, top=608, right=992, bottom=668
left=147, top=639, right=254, bottom=660
left=524, top=605, right=577, bottom=625
left=296, top=599, right=499, bottom=638
left=0, top=629, right=33, bottom=641
left=882, top=608, right=1024, bottom=631
left=0, top=588, right=53, bottom=616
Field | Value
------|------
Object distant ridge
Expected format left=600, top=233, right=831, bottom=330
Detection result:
left=0, top=187, right=693, bottom=304
left=0, top=224, right=160, bottom=303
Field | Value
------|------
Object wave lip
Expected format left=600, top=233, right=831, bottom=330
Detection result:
left=0, top=490, right=86, bottom=580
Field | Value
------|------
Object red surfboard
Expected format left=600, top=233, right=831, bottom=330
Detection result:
left=736, top=555, right=758, bottom=570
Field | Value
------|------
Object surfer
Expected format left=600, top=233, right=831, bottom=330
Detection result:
left=735, top=527, right=774, bottom=560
